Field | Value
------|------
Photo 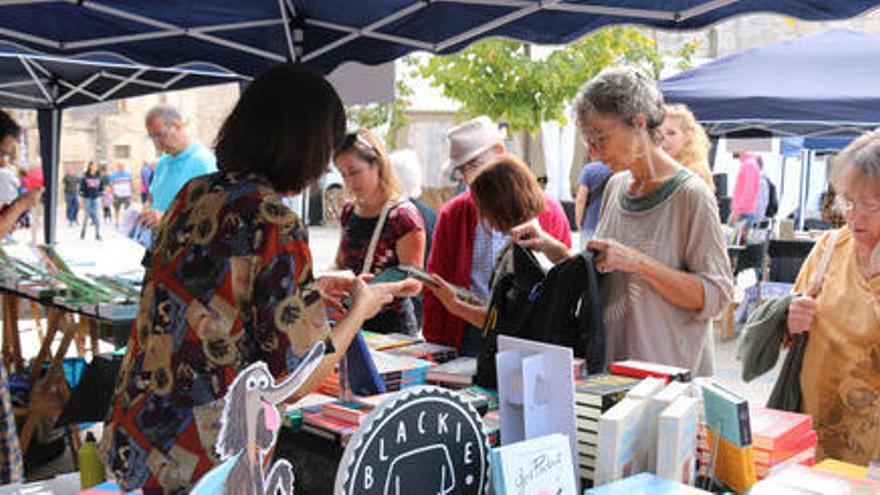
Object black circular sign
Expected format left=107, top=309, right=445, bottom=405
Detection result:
left=335, top=386, right=489, bottom=494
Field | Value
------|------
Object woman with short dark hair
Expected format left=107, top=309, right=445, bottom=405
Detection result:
left=428, top=154, right=545, bottom=329
left=103, top=63, right=419, bottom=493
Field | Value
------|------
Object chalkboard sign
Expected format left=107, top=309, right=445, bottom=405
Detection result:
left=335, top=386, right=490, bottom=494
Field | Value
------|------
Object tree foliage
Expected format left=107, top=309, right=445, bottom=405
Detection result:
left=418, top=27, right=699, bottom=132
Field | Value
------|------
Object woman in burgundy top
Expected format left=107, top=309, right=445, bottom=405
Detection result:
left=330, top=128, right=426, bottom=335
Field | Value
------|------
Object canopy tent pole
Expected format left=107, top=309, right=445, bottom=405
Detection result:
left=37, top=103, right=61, bottom=245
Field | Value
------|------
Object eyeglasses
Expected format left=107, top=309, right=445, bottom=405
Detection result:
left=147, top=126, right=171, bottom=141
left=452, top=151, right=492, bottom=181
left=836, top=195, right=880, bottom=214
left=580, top=118, right=630, bottom=150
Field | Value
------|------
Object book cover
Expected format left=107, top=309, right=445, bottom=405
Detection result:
left=813, top=458, right=871, bottom=480
left=705, top=428, right=757, bottom=492
left=490, top=433, right=577, bottom=495
left=361, top=331, right=419, bottom=350
left=751, top=464, right=880, bottom=494
left=609, top=360, right=692, bottom=384
left=595, top=397, right=648, bottom=486
left=322, top=401, right=372, bottom=425
left=575, top=373, right=640, bottom=409
left=700, top=381, right=751, bottom=447
left=647, top=381, right=692, bottom=472
left=626, top=377, right=666, bottom=400
left=387, top=341, right=457, bottom=363
left=750, top=407, right=813, bottom=451
left=753, top=428, right=817, bottom=466
left=656, top=396, right=700, bottom=485
left=426, top=356, right=476, bottom=386
left=585, top=472, right=710, bottom=494
left=755, top=446, right=814, bottom=478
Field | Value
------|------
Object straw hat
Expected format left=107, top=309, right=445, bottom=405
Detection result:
left=443, top=116, right=502, bottom=175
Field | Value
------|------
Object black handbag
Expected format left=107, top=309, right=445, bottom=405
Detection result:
left=475, top=244, right=605, bottom=388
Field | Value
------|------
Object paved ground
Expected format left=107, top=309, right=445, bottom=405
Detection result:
left=9, top=209, right=780, bottom=479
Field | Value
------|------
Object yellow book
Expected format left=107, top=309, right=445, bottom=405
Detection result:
left=706, top=428, right=757, bottom=492
left=814, top=458, right=869, bottom=480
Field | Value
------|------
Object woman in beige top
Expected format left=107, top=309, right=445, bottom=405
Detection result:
left=787, top=130, right=880, bottom=464
left=514, top=67, right=733, bottom=375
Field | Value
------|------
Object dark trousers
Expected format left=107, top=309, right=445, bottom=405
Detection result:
left=64, top=193, right=78, bottom=224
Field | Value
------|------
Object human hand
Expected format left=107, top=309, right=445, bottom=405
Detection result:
left=425, top=273, right=461, bottom=311
left=510, top=219, right=555, bottom=252
left=19, top=187, right=43, bottom=210
left=139, top=207, right=162, bottom=228
left=316, top=272, right=357, bottom=312
left=587, top=238, right=646, bottom=274
left=787, top=294, right=817, bottom=335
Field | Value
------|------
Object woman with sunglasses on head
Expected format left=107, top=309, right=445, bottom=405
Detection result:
left=512, top=67, right=733, bottom=376
left=329, top=128, right=426, bottom=335
left=785, top=130, right=880, bottom=465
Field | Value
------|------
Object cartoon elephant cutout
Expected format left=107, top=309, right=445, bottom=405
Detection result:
left=191, top=342, right=325, bottom=495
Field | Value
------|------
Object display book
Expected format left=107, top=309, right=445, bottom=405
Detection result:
left=0, top=243, right=140, bottom=311
left=290, top=385, right=501, bottom=447
left=491, top=433, right=577, bottom=495
left=749, top=462, right=880, bottom=494
left=749, top=407, right=816, bottom=478
left=594, top=376, right=699, bottom=488
left=698, top=381, right=757, bottom=493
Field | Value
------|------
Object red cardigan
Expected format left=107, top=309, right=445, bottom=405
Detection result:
left=422, top=191, right=572, bottom=349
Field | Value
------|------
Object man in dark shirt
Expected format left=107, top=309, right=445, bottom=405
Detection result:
left=62, top=163, right=80, bottom=226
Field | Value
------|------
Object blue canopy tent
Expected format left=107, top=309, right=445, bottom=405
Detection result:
left=0, top=44, right=241, bottom=243
left=0, top=2, right=876, bottom=78
left=659, top=28, right=880, bottom=137
left=0, top=2, right=877, bottom=242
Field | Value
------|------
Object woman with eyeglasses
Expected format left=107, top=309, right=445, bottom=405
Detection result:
left=329, top=127, right=426, bottom=335
left=512, top=67, right=733, bottom=376
left=103, top=64, right=419, bottom=493
left=784, top=130, right=880, bottom=464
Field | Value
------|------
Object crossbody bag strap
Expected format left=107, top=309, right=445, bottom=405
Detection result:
left=808, top=229, right=842, bottom=294
left=360, top=201, right=396, bottom=275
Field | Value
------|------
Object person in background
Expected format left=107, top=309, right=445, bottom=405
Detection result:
left=329, top=128, right=426, bottom=335
left=390, top=148, right=437, bottom=329
left=109, top=162, right=133, bottom=225
left=661, top=104, right=716, bottom=192
left=423, top=116, right=571, bottom=355
left=429, top=154, right=547, bottom=329
left=20, top=164, right=44, bottom=243
left=755, top=155, right=770, bottom=222
left=786, top=129, right=880, bottom=464
left=62, top=163, right=80, bottom=226
left=79, top=161, right=103, bottom=240
left=140, top=105, right=216, bottom=231
left=103, top=63, right=419, bottom=493
left=0, top=110, right=41, bottom=486
left=513, top=67, right=733, bottom=376
left=574, top=160, right=612, bottom=242
left=729, top=152, right=761, bottom=225
left=0, top=112, right=20, bottom=208
left=390, top=149, right=436, bottom=265
left=139, top=160, right=153, bottom=204
left=97, top=163, right=112, bottom=225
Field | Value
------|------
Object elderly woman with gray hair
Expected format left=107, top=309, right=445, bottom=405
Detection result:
left=784, top=130, right=880, bottom=465
left=513, top=67, right=732, bottom=376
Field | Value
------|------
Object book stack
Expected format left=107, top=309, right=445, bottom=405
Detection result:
left=584, top=472, right=710, bottom=494
left=574, top=374, right=640, bottom=484
left=386, top=341, right=457, bottom=363
left=750, top=464, right=880, bottom=494
left=361, top=331, right=419, bottom=351
left=656, top=396, right=700, bottom=485
left=453, top=385, right=498, bottom=416
left=700, top=382, right=757, bottom=493
left=317, top=349, right=433, bottom=396
left=610, top=360, right=692, bottom=384
left=750, top=408, right=817, bottom=479
left=482, top=409, right=500, bottom=447
left=301, top=407, right=361, bottom=445
left=426, top=356, right=476, bottom=388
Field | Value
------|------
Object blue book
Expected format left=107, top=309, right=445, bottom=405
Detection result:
left=585, top=472, right=710, bottom=494
left=700, top=381, right=751, bottom=447
left=344, top=332, right=386, bottom=396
